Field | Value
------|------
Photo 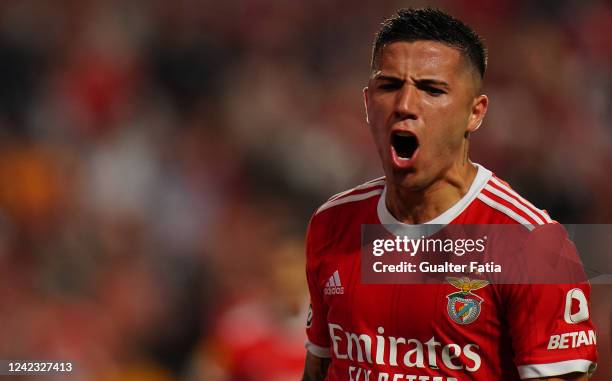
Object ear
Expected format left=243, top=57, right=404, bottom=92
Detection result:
left=467, top=94, right=488, bottom=133
left=363, top=86, right=370, bottom=124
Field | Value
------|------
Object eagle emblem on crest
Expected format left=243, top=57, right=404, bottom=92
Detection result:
left=446, top=277, right=489, bottom=325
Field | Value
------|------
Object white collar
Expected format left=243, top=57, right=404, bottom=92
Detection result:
left=377, top=163, right=492, bottom=231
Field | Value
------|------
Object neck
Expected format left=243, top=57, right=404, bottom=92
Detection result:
left=385, top=161, right=478, bottom=224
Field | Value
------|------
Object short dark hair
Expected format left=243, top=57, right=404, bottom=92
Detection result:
left=372, top=8, right=487, bottom=79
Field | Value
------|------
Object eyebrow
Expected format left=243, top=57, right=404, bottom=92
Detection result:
left=372, top=74, right=450, bottom=88
left=415, top=78, right=450, bottom=88
left=371, top=74, right=402, bottom=82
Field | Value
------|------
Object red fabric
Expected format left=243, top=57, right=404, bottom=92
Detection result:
left=306, top=167, right=597, bottom=380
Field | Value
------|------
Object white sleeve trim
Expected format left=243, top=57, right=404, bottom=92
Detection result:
left=518, top=359, right=597, bottom=379
left=305, top=340, right=331, bottom=358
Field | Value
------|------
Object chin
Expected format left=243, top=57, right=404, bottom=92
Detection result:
left=387, top=168, right=426, bottom=191
left=399, top=178, right=428, bottom=192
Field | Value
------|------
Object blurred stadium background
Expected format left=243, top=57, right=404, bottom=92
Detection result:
left=0, top=0, right=610, bottom=380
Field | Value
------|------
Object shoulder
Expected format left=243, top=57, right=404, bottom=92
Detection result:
left=306, top=176, right=385, bottom=248
left=472, top=171, right=555, bottom=226
left=314, top=176, right=385, bottom=217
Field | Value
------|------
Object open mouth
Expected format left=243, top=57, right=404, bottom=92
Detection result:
left=391, top=131, right=419, bottom=160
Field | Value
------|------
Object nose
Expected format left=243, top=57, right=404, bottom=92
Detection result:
left=394, top=84, right=419, bottom=121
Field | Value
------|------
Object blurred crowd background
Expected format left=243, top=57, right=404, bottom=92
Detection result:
left=0, top=0, right=610, bottom=380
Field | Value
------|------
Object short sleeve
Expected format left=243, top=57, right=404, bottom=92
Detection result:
left=304, top=217, right=331, bottom=358
left=502, top=225, right=598, bottom=379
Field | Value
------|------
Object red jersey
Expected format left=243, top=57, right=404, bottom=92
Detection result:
left=305, top=164, right=597, bottom=380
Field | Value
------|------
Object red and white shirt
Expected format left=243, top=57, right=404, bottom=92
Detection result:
left=305, top=164, right=597, bottom=381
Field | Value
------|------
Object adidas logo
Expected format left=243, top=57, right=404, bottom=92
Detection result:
left=324, top=270, right=345, bottom=295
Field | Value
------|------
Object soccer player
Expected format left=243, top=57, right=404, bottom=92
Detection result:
left=302, top=8, right=597, bottom=381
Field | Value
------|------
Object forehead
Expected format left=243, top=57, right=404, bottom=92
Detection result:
left=374, top=40, right=466, bottom=79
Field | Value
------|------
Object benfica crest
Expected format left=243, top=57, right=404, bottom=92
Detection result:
left=446, top=277, right=489, bottom=325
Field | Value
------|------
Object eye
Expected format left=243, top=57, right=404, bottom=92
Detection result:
left=378, top=82, right=401, bottom=91
left=420, top=85, right=446, bottom=96
left=426, top=88, right=445, bottom=96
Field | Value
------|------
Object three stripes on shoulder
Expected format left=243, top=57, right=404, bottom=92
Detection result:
left=316, top=177, right=385, bottom=215
left=478, top=176, right=552, bottom=228
left=315, top=175, right=552, bottom=230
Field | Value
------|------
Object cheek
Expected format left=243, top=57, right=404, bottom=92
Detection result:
left=367, top=104, right=390, bottom=136
left=427, top=98, right=468, bottom=129
left=369, top=125, right=387, bottom=154
left=367, top=104, right=384, bottom=124
left=369, top=93, right=396, bottom=115
left=423, top=109, right=467, bottom=153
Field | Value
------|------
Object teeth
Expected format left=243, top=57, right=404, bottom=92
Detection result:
left=393, top=147, right=411, bottom=160
left=395, top=131, right=413, bottom=137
